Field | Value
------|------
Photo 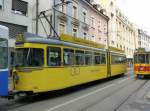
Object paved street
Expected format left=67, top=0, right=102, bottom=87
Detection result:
left=1, top=69, right=150, bottom=111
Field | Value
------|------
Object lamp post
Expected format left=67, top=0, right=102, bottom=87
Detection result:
left=53, top=0, right=72, bottom=37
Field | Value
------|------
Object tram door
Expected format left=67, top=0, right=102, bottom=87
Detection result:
left=64, top=49, right=80, bottom=76
left=107, top=51, right=111, bottom=77
left=71, top=50, right=83, bottom=76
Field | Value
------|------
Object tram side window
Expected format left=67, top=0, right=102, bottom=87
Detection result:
left=101, top=54, right=106, bottom=64
left=63, top=49, right=74, bottom=66
left=94, top=52, right=101, bottom=64
left=111, top=55, right=126, bottom=64
left=0, top=40, right=8, bottom=69
left=75, top=50, right=84, bottom=65
left=47, top=47, right=61, bottom=66
left=85, top=51, right=92, bottom=65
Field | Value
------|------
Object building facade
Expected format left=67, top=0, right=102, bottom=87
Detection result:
left=32, top=0, right=109, bottom=46
left=138, top=29, right=150, bottom=50
left=0, top=0, right=33, bottom=64
left=96, top=0, right=117, bottom=48
left=0, top=0, right=33, bottom=47
left=95, top=0, right=138, bottom=58
left=115, top=8, right=138, bottom=58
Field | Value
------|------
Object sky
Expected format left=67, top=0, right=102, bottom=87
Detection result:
left=116, top=0, right=150, bottom=34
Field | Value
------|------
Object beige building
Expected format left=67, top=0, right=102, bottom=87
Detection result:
left=138, top=29, right=150, bottom=50
left=116, top=8, right=138, bottom=58
left=95, top=0, right=138, bottom=58
left=95, top=0, right=117, bottom=48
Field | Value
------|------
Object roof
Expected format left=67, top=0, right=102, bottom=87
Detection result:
left=16, top=32, right=106, bottom=52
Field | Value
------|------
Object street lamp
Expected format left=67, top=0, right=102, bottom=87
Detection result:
left=53, top=0, right=72, bottom=37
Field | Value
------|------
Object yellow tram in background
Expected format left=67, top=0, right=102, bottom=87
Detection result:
left=134, top=48, right=150, bottom=78
left=12, top=33, right=126, bottom=94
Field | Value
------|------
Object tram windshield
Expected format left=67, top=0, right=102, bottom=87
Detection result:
left=15, top=48, right=44, bottom=67
left=134, top=54, right=149, bottom=64
left=0, top=38, right=8, bottom=69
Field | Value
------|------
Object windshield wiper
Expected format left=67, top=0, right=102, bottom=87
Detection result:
left=26, top=48, right=31, bottom=62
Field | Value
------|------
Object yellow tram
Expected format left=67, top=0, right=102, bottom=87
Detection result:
left=134, top=48, right=150, bottom=77
left=12, top=33, right=126, bottom=94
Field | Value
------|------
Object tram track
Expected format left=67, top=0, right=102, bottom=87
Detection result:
left=81, top=79, right=148, bottom=111
left=113, top=80, right=148, bottom=111
left=0, top=75, right=130, bottom=111
left=79, top=76, right=137, bottom=111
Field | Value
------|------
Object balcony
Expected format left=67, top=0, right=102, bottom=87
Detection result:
left=72, top=18, right=80, bottom=26
left=57, top=13, right=68, bottom=22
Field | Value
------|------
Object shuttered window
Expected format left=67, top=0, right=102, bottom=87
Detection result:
left=0, top=0, right=4, bottom=10
left=0, top=21, right=27, bottom=39
left=12, top=0, right=28, bottom=15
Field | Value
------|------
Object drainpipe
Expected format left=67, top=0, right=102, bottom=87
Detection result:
left=36, top=0, right=39, bottom=34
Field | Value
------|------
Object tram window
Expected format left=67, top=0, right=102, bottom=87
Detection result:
left=145, top=54, right=149, bottom=64
left=134, top=54, right=138, bottom=63
left=101, top=54, right=106, bottom=64
left=75, top=50, right=84, bottom=65
left=47, top=47, right=61, bottom=66
left=15, top=48, right=44, bottom=67
left=63, top=49, right=74, bottom=66
left=122, top=57, right=126, bottom=63
left=136, top=54, right=149, bottom=63
left=0, top=40, right=8, bottom=69
left=85, top=51, right=92, bottom=65
left=94, top=56, right=101, bottom=64
left=118, top=56, right=124, bottom=64
left=111, top=55, right=126, bottom=64
left=94, top=52, right=100, bottom=64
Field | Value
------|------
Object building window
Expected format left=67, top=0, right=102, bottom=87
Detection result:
left=83, top=12, right=86, bottom=23
left=111, top=41, right=114, bottom=45
left=92, top=35, right=95, bottom=38
left=12, top=0, right=28, bottom=16
left=98, top=21, right=101, bottom=29
left=73, top=5, right=77, bottom=18
left=117, top=44, right=118, bottom=48
left=60, top=5, right=65, bottom=13
left=59, top=21, right=66, bottom=35
left=0, top=0, right=4, bottom=10
left=0, top=21, right=27, bottom=39
left=83, top=32, right=87, bottom=39
left=59, top=0, right=66, bottom=13
left=91, top=17, right=95, bottom=28
left=72, top=27, right=78, bottom=37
